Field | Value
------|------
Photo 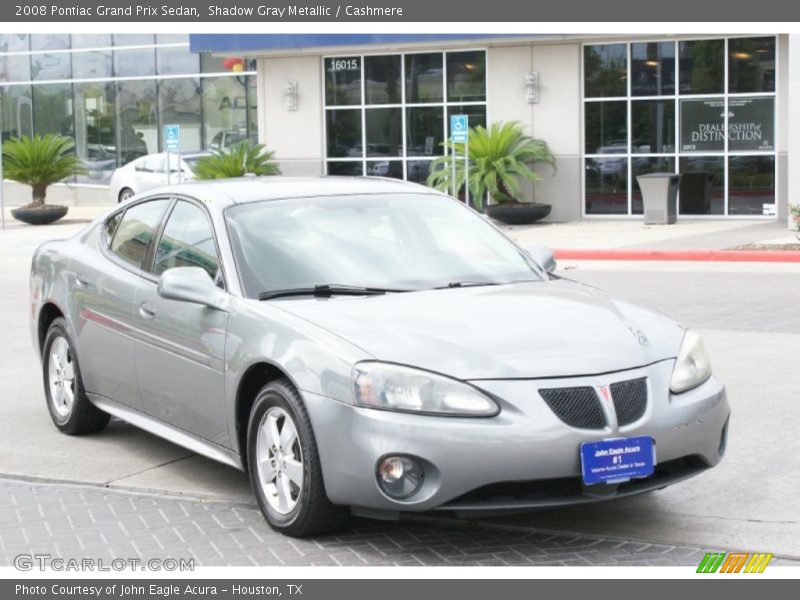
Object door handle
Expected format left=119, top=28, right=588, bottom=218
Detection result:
left=138, top=302, right=156, bottom=319
left=75, top=273, right=93, bottom=289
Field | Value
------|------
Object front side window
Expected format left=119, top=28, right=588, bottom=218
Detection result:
left=226, top=193, right=540, bottom=299
left=153, top=201, right=221, bottom=283
left=109, top=199, right=171, bottom=270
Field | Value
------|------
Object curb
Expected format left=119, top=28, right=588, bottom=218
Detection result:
left=554, top=249, right=800, bottom=263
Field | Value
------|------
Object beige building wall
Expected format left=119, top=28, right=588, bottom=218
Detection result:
left=258, top=55, right=325, bottom=176
left=487, top=42, right=583, bottom=222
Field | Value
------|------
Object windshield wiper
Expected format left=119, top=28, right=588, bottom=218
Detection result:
left=258, top=284, right=410, bottom=301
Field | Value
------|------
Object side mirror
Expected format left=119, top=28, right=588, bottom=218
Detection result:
left=157, top=267, right=227, bottom=311
left=525, top=244, right=557, bottom=273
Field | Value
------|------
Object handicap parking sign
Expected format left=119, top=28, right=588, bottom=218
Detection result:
left=450, top=114, right=468, bottom=143
left=164, top=124, right=180, bottom=152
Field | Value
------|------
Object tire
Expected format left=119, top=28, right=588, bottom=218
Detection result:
left=247, top=379, right=349, bottom=537
left=118, top=188, right=134, bottom=203
left=42, top=318, right=110, bottom=435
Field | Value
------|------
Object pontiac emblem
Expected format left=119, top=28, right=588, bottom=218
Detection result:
left=597, top=384, right=612, bottom=405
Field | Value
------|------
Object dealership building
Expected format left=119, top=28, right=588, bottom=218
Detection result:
left=2, top=33, right=798, bottom=224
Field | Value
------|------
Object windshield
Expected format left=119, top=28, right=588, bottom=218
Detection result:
left=225, top=193, right=542, bottom=298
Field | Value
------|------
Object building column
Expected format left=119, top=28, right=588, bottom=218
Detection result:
left=788, top=34, right=800, bottom=228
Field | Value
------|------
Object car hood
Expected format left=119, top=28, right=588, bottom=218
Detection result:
left=271, top=279, right=685, bottom=380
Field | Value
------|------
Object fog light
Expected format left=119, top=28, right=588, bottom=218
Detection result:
left=377, top=456, right=424, bottom=499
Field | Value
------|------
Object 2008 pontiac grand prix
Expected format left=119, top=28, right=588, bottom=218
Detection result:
left=30, top=177, right=729, bottom=537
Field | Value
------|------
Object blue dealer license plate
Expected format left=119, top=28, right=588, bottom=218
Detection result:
left=580, top=436, right=655, bottom=485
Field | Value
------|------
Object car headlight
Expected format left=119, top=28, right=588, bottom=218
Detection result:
left=670, top=330, right=712, bottom=394
left=352, top=362, right=499, bottom=417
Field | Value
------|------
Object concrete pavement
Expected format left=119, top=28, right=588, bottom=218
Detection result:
left=1, top=216, right=798, bottom=560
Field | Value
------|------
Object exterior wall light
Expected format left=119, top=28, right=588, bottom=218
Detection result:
left=525, top=71, right=539, bottom=104
left=284, top=81, right=298, bottom=111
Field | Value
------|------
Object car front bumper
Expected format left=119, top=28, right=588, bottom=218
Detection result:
left=304, top=359, right=729, bottom=515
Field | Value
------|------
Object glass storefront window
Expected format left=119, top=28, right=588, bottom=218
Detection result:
left=156, top=45, right=199, bottom=76
left=30, top=53, right=71, bottom=81
left=0, top=34, right=30, bottom=53
left=116, top=80, right=157, bottom=163
left=631, top=42, right=675, bottom=96
left=325, top=57, right=361, bottom=106
left=585, top=158, right=629, bottom=215
left=114, top=47, right=156, bottom=77
left=680, top=98, right=725, bottom=153
left=364, top=55, right=401, bottom=105
left=405, top=53, right=443, bottom=103
left=30, top=34, right=69, bottom=51
left=0, top=85, right=33, bottom=140
left=33, top=83, right=73, bottom=139
left=156, top=34, right=189, bottom=44
left=0, top=55, right=31, bottom=82
left=366, top=160, right=403, bottom=179
left=324, top=50, right=486, bottom=180
left=729, top=37, right=775, bottom=93
left=406, top=107, right=443, bottom=157
left=112, top=34, right=154, bottom=46
left=728, top=97, right=774, bottom=152
left=585, top=37, right=775, bottom=217
left=158, top=78, right=202, bottom=152
left=446, top=51, right=486, bottom=102
left=326, top=109, right=362, bottom=158
left=631, top=157, right=676, bottom=214
left=72, top=50, right=112, bottom=79
left=678, top=156, right=724, bottom=215
left=679, top=39, right=724, bottom=95
left=326, top=161, right=363, bottom=176
left=73, top=82, right=117, bottom=183
left=585, top=101, right=627, bottom=155
left=202, top=75, right=249, bottom=150
left=632, top=100, right=674, bottom=154
left=365, top=108, right=402, bottom=157
left=71, top=34, right=111, bottom=49
left=584, top=44, right=627, bottom=98
left=728, top=155, right=775, bottom=215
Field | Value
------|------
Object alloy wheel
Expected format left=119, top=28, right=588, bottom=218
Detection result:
left=48, top=336, right=76, bottom=420
left=256, top=406, right=304, bottom=515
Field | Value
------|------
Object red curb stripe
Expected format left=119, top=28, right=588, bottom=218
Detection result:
left=553, top=249, right=800, bottom=263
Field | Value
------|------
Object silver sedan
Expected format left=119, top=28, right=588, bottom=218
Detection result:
left=30, top=177, right=730, bottom=537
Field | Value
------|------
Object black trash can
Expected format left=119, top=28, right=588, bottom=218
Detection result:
left=637, top=173, right=681, bottom=225
left=679, top=171, right=714, bottom=215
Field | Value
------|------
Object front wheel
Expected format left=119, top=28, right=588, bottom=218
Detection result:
left=247, top=379, right=348, bottom=537
left=42, top=318, right=110, bottom=435
left=118, top=187, right=134, bottom=203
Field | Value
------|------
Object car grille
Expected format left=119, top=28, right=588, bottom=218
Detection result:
left=610, top=377, right=648, bottom=425
left=539, top=387, right=606, bottom=429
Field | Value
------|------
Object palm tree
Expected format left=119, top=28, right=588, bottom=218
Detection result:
left=427, top=121, right=555, bottom=210
left=193, top=140, right=281, bottom=180
left=2, top=134, right=87, bottom=207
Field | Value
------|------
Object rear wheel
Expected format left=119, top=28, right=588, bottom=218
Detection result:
left=118, top=187, right=134, bottom=203
left=247, top=379, right=349, bottom=537
left=42, top=318, right=109, bottom=435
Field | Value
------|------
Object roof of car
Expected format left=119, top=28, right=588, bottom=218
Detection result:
left=143, top=176, right=447, bottom=206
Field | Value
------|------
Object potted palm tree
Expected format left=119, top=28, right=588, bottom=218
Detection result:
left=427, top=121, right=556, bottom=225
left=3, top=134, right=87, bottom=225
left=193, top=140, right=281, bottom=179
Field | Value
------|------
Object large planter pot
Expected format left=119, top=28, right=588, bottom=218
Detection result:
left=486, top=202, right=551, bottom=225
left=11, top=205, right=69, bottom=225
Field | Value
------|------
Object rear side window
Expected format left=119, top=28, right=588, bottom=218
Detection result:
left=103, top=212, right=123, bottom=245
left=153, top=201, right=221, bottom=284
left=109, top=199, right=171, bottom=270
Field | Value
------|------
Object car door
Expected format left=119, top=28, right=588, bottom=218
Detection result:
left=76, top=198, right=172, bottom=411
left=134, top=154, right=168, bottom=192
left=132, top=198, right=230, bottom=446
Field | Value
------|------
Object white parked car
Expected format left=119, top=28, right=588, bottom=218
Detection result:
left=109, top=152, right=208, bottom=203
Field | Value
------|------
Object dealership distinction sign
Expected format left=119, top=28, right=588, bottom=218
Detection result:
left=680, top=98, right=774, bottom=153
